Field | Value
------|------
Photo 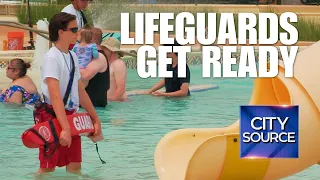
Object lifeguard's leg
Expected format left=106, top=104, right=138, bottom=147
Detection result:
left=66, top=136, right=82, bottom=174
left=66, top=162, right=82, bottom=174
left=38, top=144, right=59, bottom=173
left=37, top=168, right=55, bottom=173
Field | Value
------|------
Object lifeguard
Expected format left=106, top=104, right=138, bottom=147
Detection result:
left=23, top=12, right=103, bottom=174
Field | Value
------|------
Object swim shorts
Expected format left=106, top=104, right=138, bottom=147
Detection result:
left=39, top=135, right=82, bottom=168
left=33, top=103, right=82, bottom=168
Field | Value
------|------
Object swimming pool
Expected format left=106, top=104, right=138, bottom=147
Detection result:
left=0, top=65, right=319, bottom=180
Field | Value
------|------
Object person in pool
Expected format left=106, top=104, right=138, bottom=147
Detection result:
left=36, top=12, right=102, bottom=174
left=83, top=27, right=110, bottom=107
left=144, top=40, right=191, bottom=97
left=61, top=0, right=92, bottom=50
left=0, top=58, right=40, bottom=105
left=100, top=37, right=128, bottom=102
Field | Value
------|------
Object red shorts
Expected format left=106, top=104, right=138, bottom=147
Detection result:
left=39, top=135, right=82, bottom=169
left=33, top=104, right=82, bottom=169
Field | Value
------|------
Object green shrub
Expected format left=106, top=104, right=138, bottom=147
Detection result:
left=17, top=4, right=64, bottom=24
left=291, top=17, right=320, bottom=41
left=17, top=4, right=93, bottom=26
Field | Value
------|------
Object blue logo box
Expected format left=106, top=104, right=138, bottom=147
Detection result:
left=240, top=105, right=299, bottom=158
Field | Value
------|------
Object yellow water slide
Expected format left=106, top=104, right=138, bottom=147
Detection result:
left=154, top=41, right=320, bottom=180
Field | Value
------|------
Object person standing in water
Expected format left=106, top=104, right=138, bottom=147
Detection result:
left=100, top=37, right=128, bottom=102
left=83, top=27, right=110, bottom=107
left=144, top=40, right=191, bottom=97
left=36, top=12, right=102, bottom=174
left=61, top=0, right=91, bottom=50
left=0, top=58, right=40, bottom=105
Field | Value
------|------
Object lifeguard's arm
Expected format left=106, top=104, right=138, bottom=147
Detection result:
left=146, top=79, right=165, bottom=94
left=81, top=52, right=107, bottom=81
left=109, top=60, right=127, bottom=101
left=46, top=78, right=70, bottom=130
left=7, top=91, right=22, bottom=104
left=91, top=44, right=99, bottom=59
left=160, top=65, right=190, bottom=97
left=43, top=56, right=70, bottom=130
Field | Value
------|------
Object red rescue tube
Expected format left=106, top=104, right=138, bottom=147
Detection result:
left=21, top=112, right=95, bottom=148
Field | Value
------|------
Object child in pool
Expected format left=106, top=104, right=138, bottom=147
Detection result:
left=72, top=26, right=99, bottom=87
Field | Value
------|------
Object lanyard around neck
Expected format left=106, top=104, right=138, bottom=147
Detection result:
left=56, top=47, right=71, bottom=73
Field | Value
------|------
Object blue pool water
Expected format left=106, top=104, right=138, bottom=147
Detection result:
left=0, top=65, right=319, bottom=179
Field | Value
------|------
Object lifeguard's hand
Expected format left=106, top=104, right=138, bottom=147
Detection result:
left=60, top=129, right=72, bottom=147
left=93, top=120, right=101, bottom=137
left=89, top=119, right=103, bottom=143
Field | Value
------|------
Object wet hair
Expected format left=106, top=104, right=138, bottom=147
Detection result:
left=10, top=58, right=31, bottom=77
left=49, top=12, right=77, bottom=42
left=91, top=27, right=103, bottom=45
left=80, top=26, right=93, bottom=43
left=163, top=39, right=181, bottom=56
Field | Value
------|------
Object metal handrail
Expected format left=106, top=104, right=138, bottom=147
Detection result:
left=0, top=21, right=48, bottom=34
left=0, top=21, right=138, bottom=58
left=0, top=22, right=49, bottom=40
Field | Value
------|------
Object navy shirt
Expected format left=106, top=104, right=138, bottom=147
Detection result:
left=165, top=64, right=191, bottom=95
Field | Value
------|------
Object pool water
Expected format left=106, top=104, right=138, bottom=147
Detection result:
left=0, top=65, right=319, bottom=180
